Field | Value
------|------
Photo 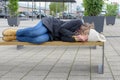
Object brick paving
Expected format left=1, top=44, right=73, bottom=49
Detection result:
left=0, top=18, right=120, bottom=80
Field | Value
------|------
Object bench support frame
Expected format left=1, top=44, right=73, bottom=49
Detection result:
left=17, top=45, right=24, bottom=50
left=98, top=44, right=104, bottom=74
left=16, top=43, right=105, bottom=74
left=0, top=40, right=104, bottom=74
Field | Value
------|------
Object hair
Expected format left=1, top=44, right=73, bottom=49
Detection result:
left=83, top=22, right=94, bottom=29
left=75, top=22, right=95, bottom=35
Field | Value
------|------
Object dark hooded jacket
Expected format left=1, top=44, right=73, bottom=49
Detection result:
left=41, top=16, right=83, bottom=42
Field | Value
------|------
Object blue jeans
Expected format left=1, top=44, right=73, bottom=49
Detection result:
left=16, top=21, right=49, bottom=44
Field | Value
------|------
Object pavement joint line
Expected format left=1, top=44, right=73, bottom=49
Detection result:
left=0, top=46, right=36, bottom=77
left=66, top=46, right=80, bottom=80
left=20, top=46, right=58, bottom=80
left=0, top=46, right=34, bottom=64
left=43, top=46, right=68, bottom=80
left=0, top=46, right=45, bottom=78
left=104, top=40, right=118, bottom=80
left=107, top=38, right=120, bottom=56
left=0, top=46, right=41, bottom=64
left=90, top=47, right=92, bottom=80
left=105, top=55, right=116, bottom=80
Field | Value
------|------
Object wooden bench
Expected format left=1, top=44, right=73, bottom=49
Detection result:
left=0, top=38, right=104, bottom=74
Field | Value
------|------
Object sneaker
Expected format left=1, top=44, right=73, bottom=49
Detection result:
left=2, top=28, right=17, bottom=36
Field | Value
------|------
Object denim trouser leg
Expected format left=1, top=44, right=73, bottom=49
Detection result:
left=16, top=21, right=50, bottom=44
left=16, top=21, right=48, bottom=37
left=17, top=34, right=49, bottom=44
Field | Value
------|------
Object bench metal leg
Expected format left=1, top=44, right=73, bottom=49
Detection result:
left=98, top=44, right=104, bottom=74
left=17, top=45, right=24, bottom=50
left=92, top=46, right=97, bottom=49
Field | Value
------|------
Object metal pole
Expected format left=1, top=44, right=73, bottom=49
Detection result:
left=62, top=2, right=64, bottom=19
left=102, top=44, right=105, bottom=74
left=71, top=2, right=72, bottom=13
left=4, top=0, right=7, bottom=18
left=56, top=2, right=57, bottom=16
left=39, top=2, right=41, bottom=19
left=32, top=0, right=34, bottom=21
left=70, top=0, right=73, bottom=19
left=27, top=0, right=29, bottom=12
left=67, top=2, right=69, bottom=13
left=45, top=0, right=46, bottom=15
left=98, top=44, right=104, bottom=74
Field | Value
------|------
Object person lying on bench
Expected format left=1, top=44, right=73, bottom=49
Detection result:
left=2, top=16, right=106, bottom=44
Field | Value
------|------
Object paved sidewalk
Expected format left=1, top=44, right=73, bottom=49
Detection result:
left=0, top=18, right=120, bottom=80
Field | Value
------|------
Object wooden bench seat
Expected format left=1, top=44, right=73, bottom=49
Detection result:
left=0, top=38, right=104, bottom=74
left=0, top=40, right=104, bottom=46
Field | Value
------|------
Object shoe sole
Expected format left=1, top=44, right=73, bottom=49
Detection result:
left=2, top=36, right=12, bottom=42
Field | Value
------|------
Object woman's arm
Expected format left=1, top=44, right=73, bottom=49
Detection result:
left=59, top=28, right=76, bottom=42
left=59, top=28, right=75, bottom=37
left=59, top=19, right=84, bottom=42
left=60, top=36, right=76, bottom=42
left=59, top=19, right=83, bottom=37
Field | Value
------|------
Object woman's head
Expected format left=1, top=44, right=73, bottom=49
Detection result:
left=81, top=22, right=94, bottom=30
left=74, top=22, right=95, bottom=41
left=80, top=22, right=95, bottom=35
left=75, top=22, right=95, bottom=36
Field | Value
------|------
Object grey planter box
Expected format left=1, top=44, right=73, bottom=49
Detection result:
left=83, top=16, right=105, bottom=33
left=7, top=16, right=20, bottom=26
left=106, top=16, right=116, bottom=25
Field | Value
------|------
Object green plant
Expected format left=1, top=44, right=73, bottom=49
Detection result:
left=7, top=0, right=19, bottom=17
left=83, top=0, right=104, bottom=16
left=105, top=4, right=118, bottom=16
left=49, top=2, right=67, bottom=16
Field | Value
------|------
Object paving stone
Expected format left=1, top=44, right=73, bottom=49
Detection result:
left=112, top=71, right=120, bottom=76
left=1, top=72, right=25, bottom=79
left=114, top=76, right=120, bottom=80
left=70, top=71, right=90, bottom=76
left=47, top=72, right=68, bottom=78
left=68, top=76, right=90, bottom=80
left=45, top=77, right=66, bottom=80
left=21, top=76, right=45, bottom=80
left=51, top=67, right=70, bottom=73
left=0, top=77, right=20, bottom=80
left=91, top=72, right=112, bottom=78
left=26, top=71, right=49, bottom=76
left=91, top=77, right=113, bottom=80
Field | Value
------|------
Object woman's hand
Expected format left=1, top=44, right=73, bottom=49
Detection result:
left=73, top=35, right=88, bottom=41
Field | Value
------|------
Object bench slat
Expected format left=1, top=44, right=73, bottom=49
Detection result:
left=0, top=38, right=104, bottom=46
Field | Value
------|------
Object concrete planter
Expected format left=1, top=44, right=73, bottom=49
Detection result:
left=7, top=16, right=20, bottom=26
left=83, top=16, right=105, bottom=33
left=106, top=16, right=116, bottom=25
